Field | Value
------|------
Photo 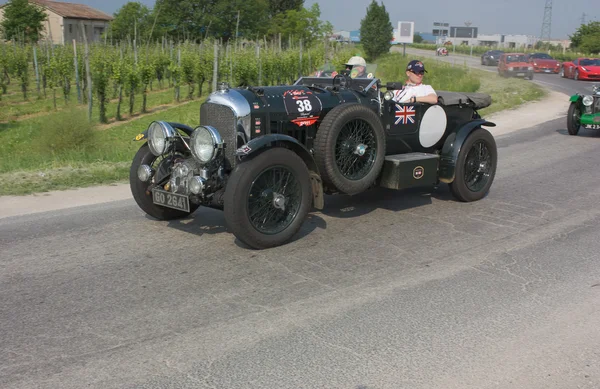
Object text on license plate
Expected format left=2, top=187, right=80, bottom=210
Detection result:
left=516, top=73, right=525, bottom=76
left=152, top=188, right=190, bottom=212
left=584, top=124, right=600, bottom=130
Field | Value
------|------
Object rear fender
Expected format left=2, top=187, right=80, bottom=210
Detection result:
left=438, top=119, right=495, bottom=183
left=235, top=134, right=324, bottom=210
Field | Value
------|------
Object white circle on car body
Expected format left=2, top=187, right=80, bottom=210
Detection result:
left=419, top=105, right=447, bottom=148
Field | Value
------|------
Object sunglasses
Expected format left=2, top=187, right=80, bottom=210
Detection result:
left=411, top=71, right=424, bottom=76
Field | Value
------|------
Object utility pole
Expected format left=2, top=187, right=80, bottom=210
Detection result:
left=580, top=12, right=587, bottom=25
left=540, top=0, right=553, bottom=42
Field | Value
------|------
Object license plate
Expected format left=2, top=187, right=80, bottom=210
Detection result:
left=517, top=72, right=525, bottom=76
left=545, top=69, right=551, bottom=73
left=583, top=124, right=600, bottom=130
left=152, top=188, right=190, bottom=212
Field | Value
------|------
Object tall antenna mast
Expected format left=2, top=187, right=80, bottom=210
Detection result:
left=540, top=0, right=553, bottom=41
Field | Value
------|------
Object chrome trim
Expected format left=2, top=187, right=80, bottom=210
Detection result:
left=204, top=89, right=251, bottom=140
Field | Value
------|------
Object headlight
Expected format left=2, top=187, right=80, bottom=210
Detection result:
left=190, top=125, right=224, bottom=164
left=581, top=67, right=588, bottom=72
left=582, top=95, right=594, bottom=106
left=528, top=66, right=533, bottom=71
left=148, top=121, right=176, bottom=156
left=508, top=67, right=513, bottom=71
left=384, top=91, right=394, bottom=100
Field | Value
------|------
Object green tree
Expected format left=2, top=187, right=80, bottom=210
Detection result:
left=109, top=2, right=151, bottom=42
left=269, top=3, right=332, bottom=46
left=579, top=32, right=600, bottom=54
left=569, top=21, right=600, bottom=51
left=210, top=0, right=270, bottom=40
left=151, top=0, right=270, bottom=41
left=268, top=0, right=304, bottom=16
left=1, top=0, right=47, bottom=43
left=359, top=0, right=393, bottom=61
left=413, top=34, right=423, bottom=43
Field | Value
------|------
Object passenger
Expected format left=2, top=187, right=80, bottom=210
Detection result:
left=344, top=56, right=368, bottom=78
left=391, top=59, right=438, bottom=104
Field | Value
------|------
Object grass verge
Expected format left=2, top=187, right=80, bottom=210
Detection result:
left=0, top=54, right=546, bottom=196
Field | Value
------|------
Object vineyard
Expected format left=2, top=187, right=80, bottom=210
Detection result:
left=0, top=38, right=357, bottom=124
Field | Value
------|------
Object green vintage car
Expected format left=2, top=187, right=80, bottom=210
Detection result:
left=567, top=85, right=600, bottom=135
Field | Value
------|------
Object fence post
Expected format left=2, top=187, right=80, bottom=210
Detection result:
left=212, top=41, right=218, bottom=92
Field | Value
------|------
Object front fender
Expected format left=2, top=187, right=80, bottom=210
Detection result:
left=569, top=94, right=581, bottom=103
left=438, top=119, right=495, bottom=183
left=235, top=134, right=324, bottom=210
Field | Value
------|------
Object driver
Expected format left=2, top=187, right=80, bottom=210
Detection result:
left=344, top=56, right=369, bottom=78
left=391, top=59, right=438, bottom=104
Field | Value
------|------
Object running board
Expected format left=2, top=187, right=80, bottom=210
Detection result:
left=378, top=152, right=439, bottom=190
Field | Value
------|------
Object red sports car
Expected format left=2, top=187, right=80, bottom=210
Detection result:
left=526, top=53, right=561, bottom=73
left=560, top=57, right=600, bottom=80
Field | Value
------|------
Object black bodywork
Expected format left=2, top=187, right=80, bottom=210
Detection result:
left=130, top=71, right=497, bottom=249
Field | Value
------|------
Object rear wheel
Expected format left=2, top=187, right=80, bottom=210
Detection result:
left=449, top=128, right=497, bottom=202
left=567, top=102, right=581, bottom=136
left=129, top=143, right=199, bottom=220
left=314, top=103, right=386, bottom=195
left=224, top=148, right=312, bottom=249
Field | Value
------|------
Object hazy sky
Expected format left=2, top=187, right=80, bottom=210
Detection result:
left=2, top=0, right=599, bottom=39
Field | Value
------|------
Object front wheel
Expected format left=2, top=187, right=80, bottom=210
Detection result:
left=224, top=148, right=312, bottom=249
left=129, top=143, right=199, bottom=220
left=567, top=102, right=581, bottom=136
left=449, top=128, right=497, bottom=202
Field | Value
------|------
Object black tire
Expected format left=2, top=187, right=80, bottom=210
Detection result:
left=574, top=70, right=579, bottom=80
left=528, top=72, right=534, bottom=80
left=559, top=67, right=565, bottom=78
left=129, top=143, right=199, bottom=220
left=567, top=102, right=580, bottom=136
left=449, top=128, right=497, bottom=202
left=314, top=103, right=386, bottom=195
left=224, top=147, right=312, bottom=249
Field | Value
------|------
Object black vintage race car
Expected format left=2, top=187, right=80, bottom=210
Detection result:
left=129, top=69, right=497, bottom=249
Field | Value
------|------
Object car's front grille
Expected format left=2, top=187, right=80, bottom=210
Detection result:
left=594, top=97, right=600, bottom=114
left=200, top=103, right=237, bottom=167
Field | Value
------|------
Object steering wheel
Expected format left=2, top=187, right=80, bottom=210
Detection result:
left=333, top=73, right=352, bottom=89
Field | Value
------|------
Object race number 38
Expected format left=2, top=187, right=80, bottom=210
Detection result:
left=296, top=99, right=313, bottom=112
left=283, top=91, right=322, bottom=117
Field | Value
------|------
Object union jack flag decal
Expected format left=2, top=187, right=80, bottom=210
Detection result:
left=394, top=104, right=416, bottom=125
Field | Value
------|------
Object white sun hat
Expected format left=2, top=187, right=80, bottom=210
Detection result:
left=345, top=56, right=366, bottom=67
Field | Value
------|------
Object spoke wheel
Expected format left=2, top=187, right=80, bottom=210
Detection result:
left=449, top=128, right=497, bottom=202
left=224, top=147, right=312, bottom=249
left=314, top=103, right=386, bottom=195
left=463, top=140, right=492, bottom=193
left=247, top=166, right=302, bottom=235
left=567, top=102, right=581, bottom=136
left=334, top=119, right=377, bottom=181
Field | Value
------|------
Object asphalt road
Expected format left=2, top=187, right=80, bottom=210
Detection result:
left=392, top=46, right=599, bottom=97
left=3, top=47, right=600, bottom=388
left=2, top=112, right=600, bottom=388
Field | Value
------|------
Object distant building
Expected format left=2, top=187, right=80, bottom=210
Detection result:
left=0, top=0, right=113, bottom=44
